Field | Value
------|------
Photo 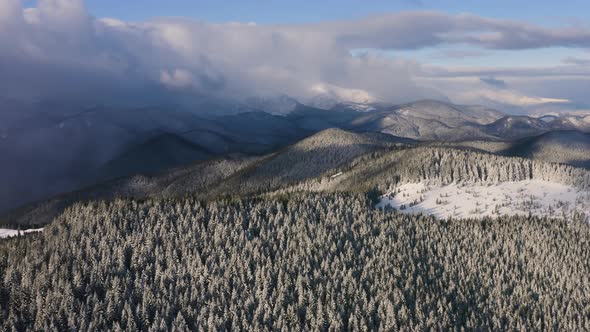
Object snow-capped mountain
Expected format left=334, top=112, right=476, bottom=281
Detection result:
left=2, top=96, right=590, bottom=216
left=484, top=116, right=551, bottom=140
left=349, top=100, right=506, bottom=141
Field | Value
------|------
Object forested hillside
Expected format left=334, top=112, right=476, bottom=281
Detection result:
left=5, top=129, right=590, bottom=228
left=503, top=131, right=590, bottom=168
left=2, top=128, right=590, bottom=330
left=208, top=129, right=409, bottom=197
left=0, top=156, right=259, bottom=227
left=281, top=146, right=590, bottom=195
left=2, top=194, right=590, bottom=331
left=4, top=97, right=587, bottom=216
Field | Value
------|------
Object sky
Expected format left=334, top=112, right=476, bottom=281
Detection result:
left=42, top=0, right=590, bottom=25
left=4, top=0, right=590, bottom=113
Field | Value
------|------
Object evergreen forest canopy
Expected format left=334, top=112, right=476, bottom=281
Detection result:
left=1, top=129, right=590, bottom=330
left=2, top=194, right=590, bottom=331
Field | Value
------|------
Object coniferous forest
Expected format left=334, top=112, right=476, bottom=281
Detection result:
left=2, top=193, right=590, bottom=331
left=3, top=1, right=590, bottom=331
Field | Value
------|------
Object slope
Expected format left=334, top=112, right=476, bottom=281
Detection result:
left=0, top=129, right=410, bottom=227
left=208, top=128, right=411, bottom=196
left=349, top=100, right=504, bottom=141
left=1, top=155, right=258, bottom=227
left=484, top=116, right=550, bottom=140
left=98, top=133, right=216, bottom=180
left=6, top=127, right=590, bottom=228
left=502, top=131, right=590, bottom=168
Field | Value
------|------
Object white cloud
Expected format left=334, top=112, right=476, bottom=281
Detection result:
left=466, top=89, right=570, bottom=106
left=0, top=1, right=589, bottom=111
left=310, top=83, right=375, bottom=104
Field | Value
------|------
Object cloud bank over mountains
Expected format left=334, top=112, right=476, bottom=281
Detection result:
left=1, top=0, right=590, bottom=110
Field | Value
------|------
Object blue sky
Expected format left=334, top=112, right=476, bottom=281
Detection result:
left=39, top=0, right=589, bottom=25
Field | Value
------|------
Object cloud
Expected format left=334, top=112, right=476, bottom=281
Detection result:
left=422, top=65, right=590, bottom=78
left=316, top=12, right=590, bottom=50
left=472, top=89, right=569, bottom=106
left=0, top=0, right=22, bottom=25
left=562, top=56, right=590, bottom=66
left=480, top=77, right=507, bottom=88
left=430, top=49, right=488, bottom=59
left=1, top=1, right=590, bottom=111
left=430, top=77, right=571, bottom=107
left=160, top=69, right=194, bottom=89
left=311, top=83, right=375, bottom=104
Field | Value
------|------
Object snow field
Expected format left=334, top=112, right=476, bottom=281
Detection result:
left=377, top=180, right=590, bottom=221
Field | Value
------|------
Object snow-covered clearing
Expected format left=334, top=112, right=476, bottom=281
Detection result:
left=0, top=228, right=43, bottom=239
left=377, top=180, right=590, bottom=221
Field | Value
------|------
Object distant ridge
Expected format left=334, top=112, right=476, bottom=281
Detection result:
left=2, top=97, right=589, bottom=214
left=502, top=131, right=590, bottom=168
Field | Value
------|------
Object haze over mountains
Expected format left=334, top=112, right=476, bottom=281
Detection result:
left=2, top=96, right=590, bottom=215
left=4, top=121, right=590, bottom=228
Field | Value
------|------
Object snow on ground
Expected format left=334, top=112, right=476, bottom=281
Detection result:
left=0, top=228, right=43, bottom=239
left=377, top=180, right=590, bottom=221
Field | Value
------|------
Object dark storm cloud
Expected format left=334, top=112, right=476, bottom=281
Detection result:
left=1, top=0, right=590, bottom=107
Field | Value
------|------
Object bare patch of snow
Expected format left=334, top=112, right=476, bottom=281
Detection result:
left=0, top=228, right=43, bottom=239
left=331, top=172, right=343, bottom=178
left=377, top=180, right=590, bottom=221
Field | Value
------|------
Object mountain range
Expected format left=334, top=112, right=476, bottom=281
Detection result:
left=1, top=97, right=590, bottom=215
left=4, top=125, right=590, bottom=228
